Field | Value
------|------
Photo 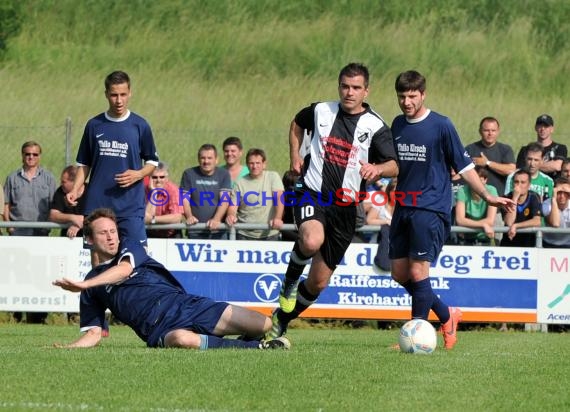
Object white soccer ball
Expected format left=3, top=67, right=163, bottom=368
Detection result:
left=398, top=319, right=437, bottom=354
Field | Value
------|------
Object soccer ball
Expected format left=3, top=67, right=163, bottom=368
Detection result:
left=398, top=319, right=437, bottom=354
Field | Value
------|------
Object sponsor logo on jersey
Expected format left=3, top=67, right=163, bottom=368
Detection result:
left=357, top=132, right=369, bottom=142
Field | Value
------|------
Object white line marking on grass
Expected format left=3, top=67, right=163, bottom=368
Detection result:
left=0, top=401, right=103, bottom=410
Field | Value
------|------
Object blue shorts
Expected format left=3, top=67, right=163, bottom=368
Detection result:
left=149, top=294, right=229, bottom=348
left=389, top=207, right=450, bottom=262
left=117, top=216, right=148, bottom=247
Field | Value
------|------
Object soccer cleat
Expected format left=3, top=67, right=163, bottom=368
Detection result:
left=279, top=280, right=299, bottom=313
left=266, top=308, right=288, bottom=340
left=440, top=307, right=462, bottom=349
left=260, top=336, right=291, bottom=350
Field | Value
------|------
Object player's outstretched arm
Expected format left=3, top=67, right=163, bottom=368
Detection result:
left=54, top=327, right=102, bottom=349
left=53, top=260, right=133, bottom=293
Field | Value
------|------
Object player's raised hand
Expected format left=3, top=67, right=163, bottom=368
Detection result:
left=65, top=190, right=78, bottom=207
left=115, top=169, right=143, bottom=188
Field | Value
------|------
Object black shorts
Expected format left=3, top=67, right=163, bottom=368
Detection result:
left=293, top=189, right=356, bottom=270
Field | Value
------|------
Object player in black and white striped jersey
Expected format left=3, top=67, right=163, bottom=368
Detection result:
left=268, top=63, right=399, bottom=339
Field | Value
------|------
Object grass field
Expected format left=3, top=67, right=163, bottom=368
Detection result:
left=1, top=323, right=569, bottom=411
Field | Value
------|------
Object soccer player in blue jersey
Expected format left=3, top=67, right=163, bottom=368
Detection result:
left=52, top=208, right=290, bottom=350
left=67, top=71, right=159, bottom=266
left=390, top=70, right=515, bottom=349
left=268, top=62, right=399, bottom=339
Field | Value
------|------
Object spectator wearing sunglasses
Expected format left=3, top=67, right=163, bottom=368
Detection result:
left=4, top=141, right=56, bottom=237
left=145, top=162, right=183, bottom=238
left=3, top=140, right=56, bottom=324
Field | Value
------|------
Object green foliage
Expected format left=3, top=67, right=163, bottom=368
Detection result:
left=0, top=0, right=22, bottom=52
left=1, top=324, right=570, bottom=411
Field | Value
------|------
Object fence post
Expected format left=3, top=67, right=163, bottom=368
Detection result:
left=65, top=117, right=72, bottom=165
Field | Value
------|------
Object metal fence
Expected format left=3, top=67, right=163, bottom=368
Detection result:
left=0, top=220, right=568, bottom=247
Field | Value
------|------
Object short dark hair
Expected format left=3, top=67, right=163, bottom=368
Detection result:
left=475, top=165, right=489, bottom=179
left=83, top=208, right=117, bottom=238
left=246, top=148, right=266, bottom=162
left=395, top=70, right=426, bottom=93
left=105, top=71, right=131, bottom=91
left=554, top=177, right=570, bottom=186
left=479, top=116, right=500, bottom=130
left=526, top=142, right=544, bottom=156
left=198, top=144, right=217, bottom=157
left=338, top=63, right=369, bottom=88
left=62, top=165, right=78, bottom=180
left=514, top=168, right=532, bottom=182
left=223, top=136, right=243, bottom=150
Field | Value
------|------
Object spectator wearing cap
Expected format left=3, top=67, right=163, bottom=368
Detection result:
left=516, top=114, right=568, bottom=180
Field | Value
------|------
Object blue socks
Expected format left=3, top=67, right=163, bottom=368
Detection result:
left=410, top=278, right=434, bottom=320
left=403, top=279, right=450, bottom=323
left=199, top=335, right=260, bottom=350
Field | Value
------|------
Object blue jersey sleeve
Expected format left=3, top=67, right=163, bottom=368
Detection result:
left=441, top=117, right=473, bottom=174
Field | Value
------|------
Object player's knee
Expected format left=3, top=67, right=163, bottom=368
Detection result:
left=298, top=234, right=323, bottom=254
left=164, top=329, right=201, bottom=349
left=263, top=317, right=272, bottom=332
left=391, top=271, right=409, bottom=285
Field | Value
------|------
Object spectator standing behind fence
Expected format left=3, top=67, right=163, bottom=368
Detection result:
left=145, top=162, right=183, bottom=239
left=226, top=148, right=284, bottom=240
left=49, top=165, right=86, bottom=238
left=506, top=142, right=554, bottom=201
left=66, top=70, right=159, bottom=266
left=541, top=177, right=570, bottom=248
left=4, top=140, right=56, bottom=323
left=4, top=141, right=56, bottom=237
left=516, top=115, right=568, bottom=180
left=501, top=169, right=542, bottom=247
left=454, top=166, right=498, bottom=245
left=222, top=136, right=249, bottom=186
left=180, top=144, right=231, bottom=239
left=465, top=117, right=516, bottom=195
